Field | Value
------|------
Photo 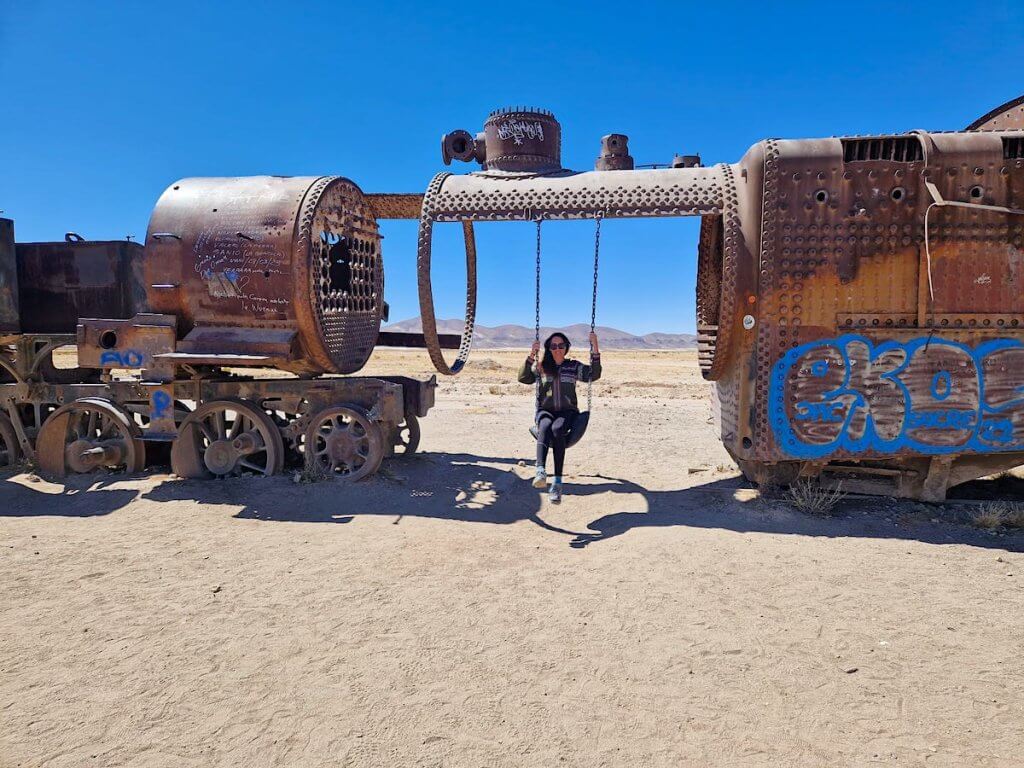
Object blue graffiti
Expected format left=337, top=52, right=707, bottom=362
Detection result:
left=810, top=360, right=830, bottom=377
left=769, top=334, right=1024, bottom=458
left=99, top=349, right=145, bottom=367
left=795, top=401, right=845, bottom=423
left=151, top=390, right=172, bottom=419
left=930, top=370, right=952, bottom=400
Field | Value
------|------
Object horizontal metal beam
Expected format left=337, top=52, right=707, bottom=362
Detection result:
left=365, top=193, right=424, bottom=220
left=376, top=331, right=461, bottom=349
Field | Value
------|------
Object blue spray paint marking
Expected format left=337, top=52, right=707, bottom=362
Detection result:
left=769, top=334, right=1024, bottom=458
left=795, top=401, right=845, bottom=423
left=99, top=349, right=145, bottom=367
left=930, top=370, right=952, bottom=400
left=150, top=390, right=172, bottom=420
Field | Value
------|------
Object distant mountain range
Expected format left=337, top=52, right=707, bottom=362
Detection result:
left=384, top=319, right=697, bottom=349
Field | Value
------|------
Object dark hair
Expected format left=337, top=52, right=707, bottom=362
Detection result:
left=540, top=332, right=570, bottom=375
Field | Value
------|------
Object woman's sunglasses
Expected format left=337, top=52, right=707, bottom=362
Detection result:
left=549, top=343, right=567, bottom=350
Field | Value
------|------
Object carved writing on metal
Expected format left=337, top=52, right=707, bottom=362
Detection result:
left=192, top=211, right=289, bottom=309
left=769, top=335, right=1024, bottom=458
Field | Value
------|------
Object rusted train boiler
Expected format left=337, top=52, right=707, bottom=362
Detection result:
left=0, top=176, right=440, bottom=480
left=396, top=99, right=1024, bottom=500
left=4, top=97, right=1024, bottom=500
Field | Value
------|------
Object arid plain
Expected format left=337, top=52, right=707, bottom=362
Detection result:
left=2, top=349, right=1023, bottom=767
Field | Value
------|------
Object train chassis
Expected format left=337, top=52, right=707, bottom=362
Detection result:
left=0, top=333, right=432, bottom=481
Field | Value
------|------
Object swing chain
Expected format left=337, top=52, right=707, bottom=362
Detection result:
left=587, top=214, right=601, bottom=411
left=534, top=218, right=542, bottom=343
left=534, top=217, right=542, bottom=407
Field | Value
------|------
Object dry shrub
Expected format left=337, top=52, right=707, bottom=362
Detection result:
left=474, top=359, right=505, bottom=371
left=972, top=501, right=1024, bottom=529
left=786, top=478, right=846, bottom=517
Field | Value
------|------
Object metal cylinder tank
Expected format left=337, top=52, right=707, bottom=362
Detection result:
left=481, top=107, right=562, bottom=173
left=144, top=176, right=384, bottom=375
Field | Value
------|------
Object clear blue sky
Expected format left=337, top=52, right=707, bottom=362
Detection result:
left=1, top=1, right=1021, bottom=334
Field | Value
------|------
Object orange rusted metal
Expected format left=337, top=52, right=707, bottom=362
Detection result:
left=144, top=176, right=385, bottom=375
left=3, top=97, right=1024, bottom=497
left=409, top=102, right=1024, bottom=500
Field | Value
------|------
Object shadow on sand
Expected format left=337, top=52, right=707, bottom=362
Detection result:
left=0, top=471, right=140, bottom=518
left=5, top=452, right=1024, bottom=552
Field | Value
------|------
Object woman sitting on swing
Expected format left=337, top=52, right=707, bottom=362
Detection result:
left=518, top=331, right=601, bottom=503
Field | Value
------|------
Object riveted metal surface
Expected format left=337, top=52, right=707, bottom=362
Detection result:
left=416, top=164, right=726, bottom=376
left=301, top=177, right=385, bottom=374
left=144, top=176, right=383, bottom=374
left=705, top=164, right=740, bottom=381
left=425, top=166, right=724, bottom=222
left=739, top=127, right=1024, bottom=487
left=7, top=99, right=1023, bottom=498
left=481, top=107, right=562, bottom=173
left=416, top=173, right=478, bottom=376
left=695, top=214, right=722, bottom=373
left=966, top=94, right=1024, bottom=131
left=752, top=139, right=782, bottom=461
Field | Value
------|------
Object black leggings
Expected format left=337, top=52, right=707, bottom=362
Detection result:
left=536, top=410, right=574, bottom=477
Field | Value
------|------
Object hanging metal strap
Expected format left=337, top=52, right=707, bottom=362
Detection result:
left=534, top=217, right=542, bottom=408
left=587, top=214, right=601, bottom=411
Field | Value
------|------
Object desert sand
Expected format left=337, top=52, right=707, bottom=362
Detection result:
left=2, top=349, right=1023, bottom=767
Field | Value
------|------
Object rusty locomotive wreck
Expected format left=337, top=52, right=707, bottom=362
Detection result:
left=2, top=96, right=1024, bottom=499
left=0, top=176, right=443, bottom=480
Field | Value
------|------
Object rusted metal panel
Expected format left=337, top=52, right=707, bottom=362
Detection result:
left=966, top=94, right=1024, bottom=131
left=76, top=313, right=177, bottom=377
left=374, top=375, right=437, bottom=419
left=0, top=219, right=18, bottom=333
left=732, top=128, right=1024, bottom=488
left=175, top=325, right=298, bottom=361
left=422, top=165, right=724, bottom=222
left=15, top=240, right=143, bottom=333
left=418, top=100, right=1024, bottom=498
left=3, top=97, right=1022, bottom=498
left=144, top=176, right=384, bottom=375
left=365, top=193, right=423, bottom=220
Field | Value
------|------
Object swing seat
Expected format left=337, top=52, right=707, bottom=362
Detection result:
left=529, top=410, right=590, bottom=448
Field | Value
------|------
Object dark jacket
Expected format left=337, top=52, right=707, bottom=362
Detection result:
left=518, top=355, right=602, bottom=412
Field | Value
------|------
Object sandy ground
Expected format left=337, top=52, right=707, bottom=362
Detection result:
left=2, top=349, right=1024, bottom=767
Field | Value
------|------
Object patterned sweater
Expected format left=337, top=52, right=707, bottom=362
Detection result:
left=517, top=355, right=602, bottom=412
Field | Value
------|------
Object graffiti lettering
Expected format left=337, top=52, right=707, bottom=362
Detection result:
left=769, top=334, right=1024, bottom=458
left=150, top=390, right=172, bottom=420
left=496, top=119, right=545, bottom=146
left=99, top=349, right=145, bottom=367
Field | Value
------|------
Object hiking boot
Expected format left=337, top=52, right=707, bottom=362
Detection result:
left=532, top=467, right=548, bottom=489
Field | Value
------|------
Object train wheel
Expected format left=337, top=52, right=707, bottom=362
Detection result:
left=171, top=398, right=285, bottom=479
left=304, top=405, right=384, bottom=481
left=392, top=414, right=421, bottom=457
left=36, top=398, right=145, bottom=478
left=0, top=413, right=20, bottom=468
